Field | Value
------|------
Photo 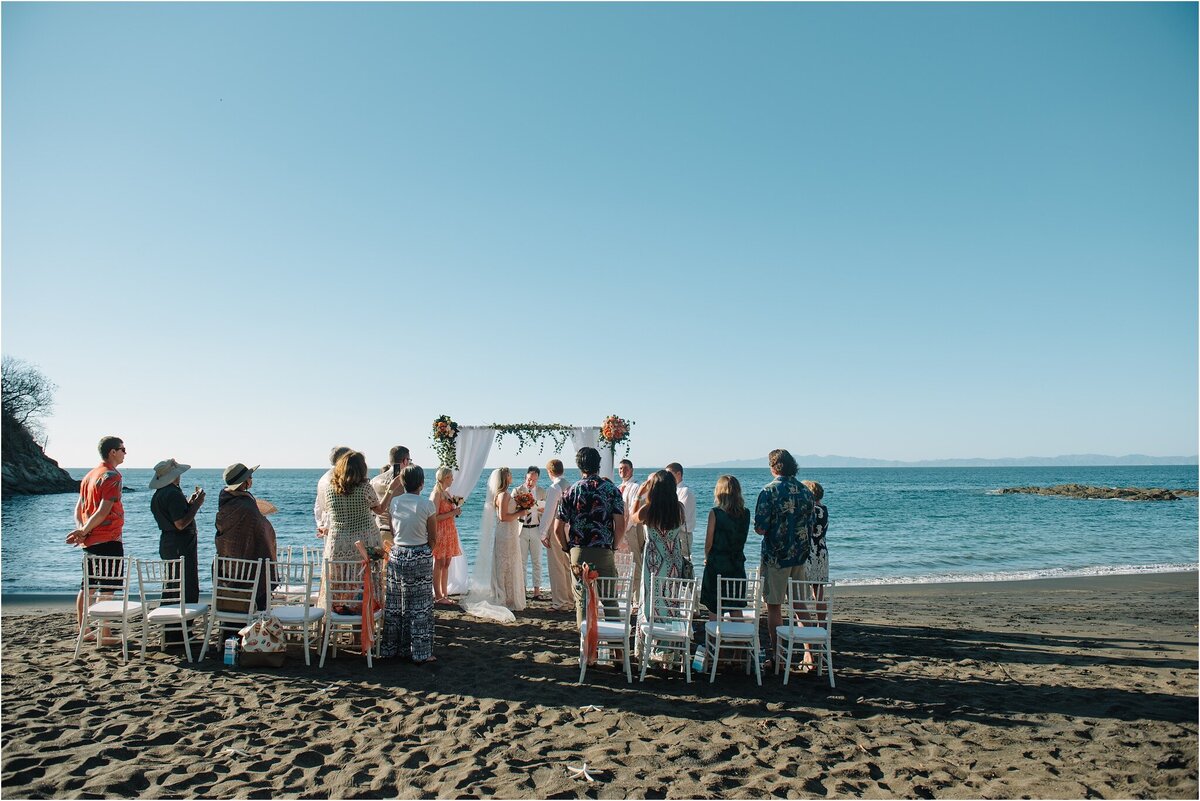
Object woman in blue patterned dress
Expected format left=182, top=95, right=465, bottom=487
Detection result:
left=801, top=480, right=829, bottom=587
left=633, top=470, right=690, bottom=659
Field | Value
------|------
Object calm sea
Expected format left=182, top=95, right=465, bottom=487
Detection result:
left=2, top=465, right=1196, bottom=595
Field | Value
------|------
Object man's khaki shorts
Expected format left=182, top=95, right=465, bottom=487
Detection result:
left=761, top=563, right=808, bottom=605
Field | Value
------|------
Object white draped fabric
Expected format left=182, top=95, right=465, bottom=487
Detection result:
left=445, top=427, right=494, bottom=596
left=460, top=469, right=516, bottom=622
left=570, top=426, right=614, bottom=480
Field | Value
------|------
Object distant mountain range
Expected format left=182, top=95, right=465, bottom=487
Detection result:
left=696, top=454, right=1199, bottom=469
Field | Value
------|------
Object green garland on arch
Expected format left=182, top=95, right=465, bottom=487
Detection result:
left=430, top=416, right=635, bottom=467
left=490, top=422, right=574, bottom=454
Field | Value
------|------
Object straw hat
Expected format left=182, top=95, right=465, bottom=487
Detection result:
left=149, top=458, right=191, bottom=490
left=223, top=463, right=260, bottom=491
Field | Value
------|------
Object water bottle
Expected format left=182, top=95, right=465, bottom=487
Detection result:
left=224, top=636, right=239, bottom=666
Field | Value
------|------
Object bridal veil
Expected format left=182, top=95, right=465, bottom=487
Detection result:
left=462, top=468, right=516, bottom=622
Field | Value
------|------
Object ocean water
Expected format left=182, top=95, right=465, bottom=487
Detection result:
left=1, top=465, right=1196, bottom=595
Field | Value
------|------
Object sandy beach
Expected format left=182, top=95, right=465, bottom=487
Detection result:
left=1, top=572, right=1196, bottom=799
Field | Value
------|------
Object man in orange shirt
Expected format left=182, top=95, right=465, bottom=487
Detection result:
left=67, top=436, right=127, bottom=633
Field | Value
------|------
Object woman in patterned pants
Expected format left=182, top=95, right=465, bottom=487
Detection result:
left=381, top=465, right=439, bottom=663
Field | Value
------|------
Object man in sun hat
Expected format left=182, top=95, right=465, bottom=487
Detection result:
left=149, top=458, right=206, bottom=612
left=215, top=462, right=276, bottom=614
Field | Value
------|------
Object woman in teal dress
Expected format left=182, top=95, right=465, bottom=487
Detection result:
left=700, top=475, right=750, bottom=617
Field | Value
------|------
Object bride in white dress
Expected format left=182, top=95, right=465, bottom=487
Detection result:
left=463, top=467, right=525, bottom=621
left=490, top=467, right=526, bottom=611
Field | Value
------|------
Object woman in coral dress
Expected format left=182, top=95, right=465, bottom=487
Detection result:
left=429, top=466, right=463, bottom=605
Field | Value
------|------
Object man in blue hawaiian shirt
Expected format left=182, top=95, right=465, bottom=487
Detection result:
left=754, top=448, right=815, bottom=654
left=553, top=446, right=625, bottom=624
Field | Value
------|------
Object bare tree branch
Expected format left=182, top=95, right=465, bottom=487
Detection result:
left=1, top=356, right=56, bottom=434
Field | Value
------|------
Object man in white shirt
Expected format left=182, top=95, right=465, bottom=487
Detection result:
left=314, top=445, right=352, bottom=538
left=538, top=459, right=574, bottom=612
left=666, top=462, right=696, bottom=562
left=617, top=459, right=647, bottom=610
left=370, top=445, right=411, bottom=551
left=512, top=466, right=547, bottom=601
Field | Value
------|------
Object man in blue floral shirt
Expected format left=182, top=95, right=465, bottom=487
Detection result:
left=754, top=448, right=815, bottom=653
left=554, top=446, right=625, bottom=624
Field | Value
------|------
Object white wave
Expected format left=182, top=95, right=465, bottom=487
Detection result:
left=835, top=562, right=1199, bottom=587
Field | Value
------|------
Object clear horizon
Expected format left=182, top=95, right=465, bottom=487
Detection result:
left=3, top=3, right=1196, bottom=470
left=56, top=452, right=1200, bottom=472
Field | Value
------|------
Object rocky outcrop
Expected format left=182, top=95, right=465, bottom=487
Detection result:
left=997, top=484, right=1198, bottom=501
left=1, top=412, right=78, bottom=496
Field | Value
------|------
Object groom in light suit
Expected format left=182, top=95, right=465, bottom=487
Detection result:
left=539, top=459, right=574, bottom=611
left=512, top=466, right=547, bottom=601
left=667, top=462, right=696, bottom=561
left=617, top=459, right=647, bottom=611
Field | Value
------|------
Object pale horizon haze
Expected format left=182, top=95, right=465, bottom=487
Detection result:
left=3, top=2, right=1196, bottom=470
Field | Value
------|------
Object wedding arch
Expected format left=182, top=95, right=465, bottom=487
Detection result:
left=431, top=414, right=632, bottom=596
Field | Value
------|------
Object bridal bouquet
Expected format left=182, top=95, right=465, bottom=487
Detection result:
left=431, top=414, right=460, bottom=469
left=513, top=490, right=537, bottom=513
left=449, top=494, right=465, bottom=508
left=599, top=414, right=632, bottom=449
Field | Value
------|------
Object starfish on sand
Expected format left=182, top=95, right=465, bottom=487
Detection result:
left=567, top=762, right=596, bottom=782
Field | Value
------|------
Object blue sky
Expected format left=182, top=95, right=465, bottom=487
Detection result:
left=3, top=2, right=1196, bottom=469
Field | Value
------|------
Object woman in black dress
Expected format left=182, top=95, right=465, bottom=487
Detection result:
left=700, top=475, right=751, bottom=618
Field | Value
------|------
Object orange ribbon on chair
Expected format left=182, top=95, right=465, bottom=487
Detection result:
left=354, top=541, right=382, bottom=655
left=360, top=558, right=378, bottom=652
left=582, top=563, right=600, bottom=665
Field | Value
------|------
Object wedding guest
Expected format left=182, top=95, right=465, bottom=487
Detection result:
left=754, top=449, right=815, bottom=658
left=215, top=463, right=277, bottom=614
left=491, top=467, right=527, bottom=611
left=513, top=466, right=547, bottom=601
left=700, top=475, right=750, bottom=618
left=801, top=480, right=829, bottom=590
left=66, top=436, right=127, bottom=638
left=666, top=462, right=696, bottom=562
left=430, top=466, right=463, bottom=604
left=321, top=450, right=395, bottom=609
left=382, top=465, right=438, bottom=664
left=633, top=470, right=690, bottom=658
left=149, top=458, right=206, bottom=610
left=370, top=445, right=411, bottom=552
left=539, top=459, right=575, bottom=612
left=617, top=459, right=647, bottom=611
left=553, top=447, right=625, bottom=625
left=314, top=445, right=352, bottom=538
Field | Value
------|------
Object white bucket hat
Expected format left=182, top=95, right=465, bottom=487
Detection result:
left=149, top=458, right=191, bottom=490
left=223, top=462, right=260, bottom=491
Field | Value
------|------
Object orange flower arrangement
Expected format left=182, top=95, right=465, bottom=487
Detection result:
left=513, top=490, right=537, bottom=513
left=431, top=415, right=460, bottom=469
left=599, top=414, right=631, bottom=445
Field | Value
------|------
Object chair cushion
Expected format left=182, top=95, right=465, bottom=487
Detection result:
left=328, top=609, right=384, bottom=623
left=704, top=620, right=756, bottom=639
left=776, top=624, right=830, bottom=643
left=87, top=600, right=143, bottom=618
left=638, top=620, right=690, bottom=639
left=585, top=620, right=628, bottom=640
left=272, top=606, right=326, bottom=624
left=147, top=603, right=209, bottom=622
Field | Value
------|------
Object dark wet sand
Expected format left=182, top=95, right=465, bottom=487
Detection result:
left=2, top=572, right=1196, bottom=798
